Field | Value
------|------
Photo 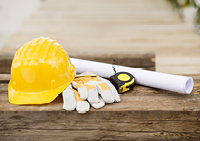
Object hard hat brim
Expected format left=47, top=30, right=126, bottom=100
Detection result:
left=8, top=72, right=76, bottom=105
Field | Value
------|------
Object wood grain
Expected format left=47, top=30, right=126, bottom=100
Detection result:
left=0, top=53, right=13, bottom=74
left=1, top=0, right=200, bottom=139
left=0, top=74, right=10, bottom=83
left=0, top=51, right=155, bottom=74
left=0, top=74, right=200, bottom=140
left=0, top=111, right=200, bottom=140
left=0, top=74, right=200, bottom=112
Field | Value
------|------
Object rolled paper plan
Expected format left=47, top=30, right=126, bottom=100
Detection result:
left=70, top=58, right=194, bottom=94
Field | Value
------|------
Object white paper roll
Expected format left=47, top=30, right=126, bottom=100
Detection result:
left=70, top=58, right=194, bottom=94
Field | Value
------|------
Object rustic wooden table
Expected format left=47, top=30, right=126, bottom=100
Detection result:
left=1, top=0, right=200, bottom=139
left=0, top=53, right=200, bottom=140
left=0, top=74, right=200, bottom=140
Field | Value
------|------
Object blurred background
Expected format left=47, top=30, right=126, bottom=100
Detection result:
left=0, top=0, right=200, bottom=74
left=167, top=0, right=200, bottom=34
left=0, top=0, right=41, bottom=50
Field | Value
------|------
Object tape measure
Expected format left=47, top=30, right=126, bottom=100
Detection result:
left=109, top=60, right=135, bottom=94
left=110, top=72, right=135, bottom=93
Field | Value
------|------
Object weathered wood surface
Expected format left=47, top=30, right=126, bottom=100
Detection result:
left=0, top=111, right=200, bottom=141
left=0, top=74, right=200, bottom=140
left=0, top=0, right=200, bottom=139
left=0, top=51, right=155, bottom=74
left=1, top=0, right=200, bottom=74
left=0, top=53, right=14, bottom=74
left=69, top=51, right=155, bottom=70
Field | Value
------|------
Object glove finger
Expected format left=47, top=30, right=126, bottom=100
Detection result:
left=96, top=82, right=114, bottom=103
left=98, top=77, right=121, bottom=102
left=72, top=81, right=89, bottom=100
left=86, top=84, right=100, bottom=103
left=77, top=86, right=88, bottom=100
left=102, top=78, right=121, bottom=102
left=76, top=101, right=90, bottom=114
left=73, top=89, right=90, bottom=114
left=72, top=81, right=78, bottom=89
left=62, top=88, right=76, bottom=111
left=90, top=96, right=105, bottom=109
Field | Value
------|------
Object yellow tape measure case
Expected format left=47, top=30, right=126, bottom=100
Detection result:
left=109, top=72, right=135, bottom=94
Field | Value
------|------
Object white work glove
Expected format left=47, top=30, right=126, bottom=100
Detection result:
left=62, top=72, right=121, bottom=114
left=62, top=84, right=90, bottom=114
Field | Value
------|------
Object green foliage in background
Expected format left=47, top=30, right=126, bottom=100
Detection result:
left=195, top=8, right=200, bottom=34
left=167, top=0, right=200, bottom=35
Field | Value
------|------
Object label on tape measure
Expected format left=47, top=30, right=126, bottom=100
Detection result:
left=117, top=74, right=130, bottom=81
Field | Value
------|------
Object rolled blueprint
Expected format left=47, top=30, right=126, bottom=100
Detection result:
left=70, top=58, right=194, bottom=94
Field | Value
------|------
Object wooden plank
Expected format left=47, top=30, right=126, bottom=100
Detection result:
left=0, top=111, right=200, bottom=141
left=1, top=73, right=199, bottom=95
left=0, top=84, right=7, bottom=94
left=1, top=0, right=200, bottom=139
left=68, top=51, right=155, bottom=70
left=0, top=74, right=199, bottom=140
left=1, top=92, right=200, bottom=111
left=0, top=74, right=10, bottom=83
left=0, top=53, right=13, bottom=74
left=0, top=73, right=199, bottom=94
left=0, top=51, right=155, bottom=74
left=0, top=74, right=199, bottom=112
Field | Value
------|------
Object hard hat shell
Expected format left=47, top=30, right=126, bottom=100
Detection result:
left=8, top=37, right=76, bottom=104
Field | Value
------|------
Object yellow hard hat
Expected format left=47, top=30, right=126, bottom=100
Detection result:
left=8, top=37, right=76, bottom=105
